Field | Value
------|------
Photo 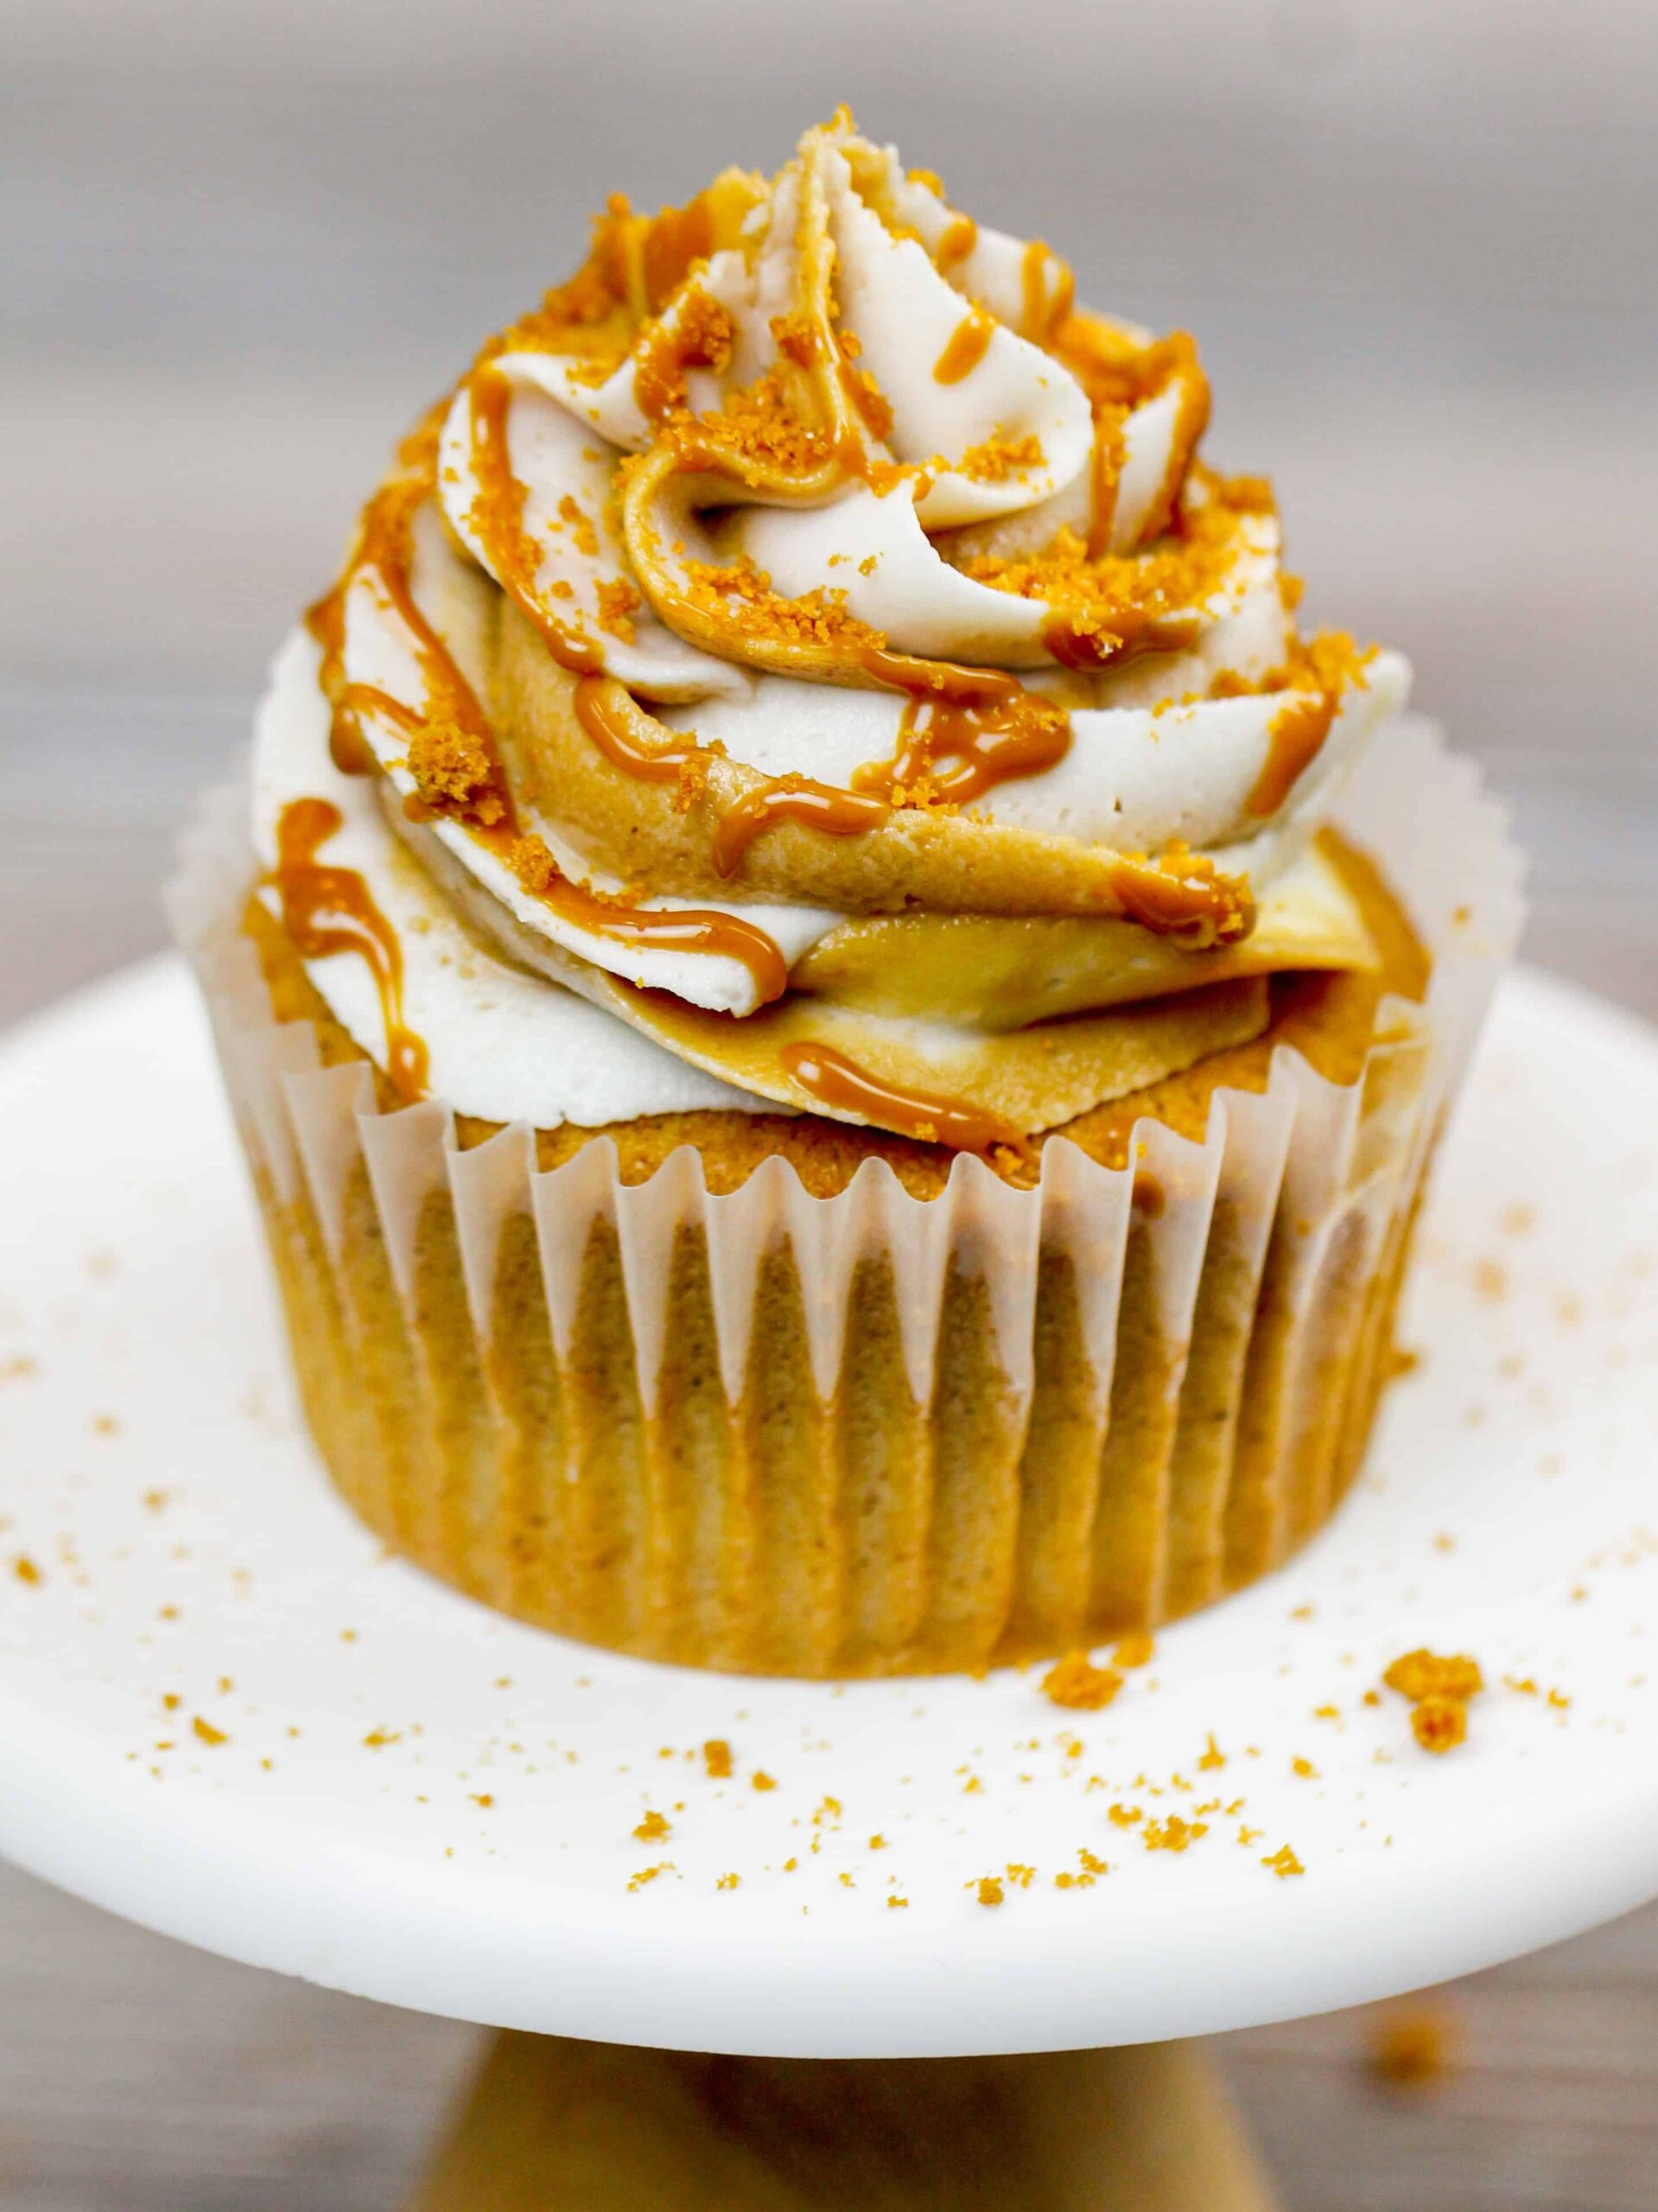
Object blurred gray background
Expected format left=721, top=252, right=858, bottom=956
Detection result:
left=2, top=2, right=1655, bottom=2206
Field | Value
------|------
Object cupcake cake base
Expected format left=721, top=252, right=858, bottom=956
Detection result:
left=171, top=723, right=1520, bottom=1677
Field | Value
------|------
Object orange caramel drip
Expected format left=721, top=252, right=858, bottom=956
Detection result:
left=856, top=644, right=1028, bottom=709
left=935, top=213, right=978, bottom=273
left=633, top=322, right=690, bottom=424
left=308, top=461, right=506, bottom=791
left=575, top=672, right=886, bottom=882
left=836, top=346, right=896, bottom=443
left=531, top=868, right=791, bottom=1005
left=270, top=798, right=429, bottom=1102
left=467, top=360, right=602, bottom=676
left=933, top=307, right=994, bottom=385
left=1020, top=239, right=1076, bottom=345
left=1247, top=688, right=1341, bottom=817
left=1085, top=404, right=1128, bottom=560
left=1051, top=321, right=1210, bottom=548
left=779, top=1039, right=1025, bottom=1155
left=311, top=467, right=787, bottom=1003
left=852, top=690, right=1070, bottom=808
left=1040, top=605, right=1203, bottom=673
left=632, top=288, right=736, bottom=423
left=709, top=775, right=889, bottom=878
left=1106, top=852, right=1252, bottom=941
left=302, top=587, right=372, bottom=775
left=573, top=671, right=701, bottom=786
left=849, top=644, right=1070, bottom=807
left=854, top=643, right=1248, bottom=941
left=639, top=191, right=716, bottom=315
left=1142, top=344, right=1212, bottom=545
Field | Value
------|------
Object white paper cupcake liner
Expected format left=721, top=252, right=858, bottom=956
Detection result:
left=165, top=719, right=1524, bottom=1675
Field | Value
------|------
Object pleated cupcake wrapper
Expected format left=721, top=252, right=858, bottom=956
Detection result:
left=167, top=718, right=1525, bottom=1671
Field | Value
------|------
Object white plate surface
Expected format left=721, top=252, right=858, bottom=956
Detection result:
left=0, top=958, right=1655, bottom=2057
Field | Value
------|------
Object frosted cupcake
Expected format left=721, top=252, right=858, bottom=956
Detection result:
left=171, top=112, right=1521, bottom=1676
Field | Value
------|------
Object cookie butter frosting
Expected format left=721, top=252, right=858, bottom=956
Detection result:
left=253, top=110, right=1411, bottom=1147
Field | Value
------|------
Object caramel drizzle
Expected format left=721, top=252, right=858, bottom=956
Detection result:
left=851, top=648, right=1248, bottom=942
left=1051, top=321, right=1210, bottom=550
left=852, top=691, right=1069, bottom=808
left=710, top=776, right=888, bottom=878
left=1085, top=404, right=1128, bottom=560
left=844, top=644, right=1069, bottom=809
left=1105, top=850, right=1253, bottom=942
left=537, top=875, right=791, bottom=1003
left=308, top=443, right=790, bottom=1005
left=1247, top=688, right=1340, bottom=818
left=632, top=287, right=735, bottom=423
left=573, top=671, right=702, bottom=789
left=306, top=462, right=499, bottom=780
left=633, top=320, right=694, bottom=424
left=467, top=360, right=602, bottom=677
left=270, top=798, right=429, bottom=1102
left=933, top=307, right=994, bottom=386
left=302, top=587, right=370, bottom=775
left=462, top=372, right=792, bottom=996
left=573, top=631, right=1236, bottom=939
left=935, top=213, right=978, bottom=274
left=575, top=671, right=886, bottom=880
left=638, top=191, right=715, bottom=316
left=779, top=1039, right=1024, bottom=1156
left=1140, top=343, right=1212, bottom=546
left=1020, top=239, right=1076, bottom=345
left=1039, top=605, right=1204, bottom=674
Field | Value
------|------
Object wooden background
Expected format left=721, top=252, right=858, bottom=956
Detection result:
left=1, top=2, right=1655, bottom=2203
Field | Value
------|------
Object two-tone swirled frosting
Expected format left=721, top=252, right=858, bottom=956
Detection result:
left=253, top=111, right=1410, bottom=1149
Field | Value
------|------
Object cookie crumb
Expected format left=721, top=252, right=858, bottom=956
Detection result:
left=1411, top=1697, right=1467, bottom=1754
left=1041, top=1650, right=1122, bottom=1711
left=1384, top=1649, right=1483, bottom=1703
left=1384, top=1648, right=1483, bottom=1753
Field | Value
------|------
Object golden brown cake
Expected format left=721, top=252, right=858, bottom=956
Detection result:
left=170, top=111, right=1521, bottom=1675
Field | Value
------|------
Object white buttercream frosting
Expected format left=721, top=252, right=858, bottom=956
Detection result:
left=250, top=111, right=1413, bottom=1139
left=253, top=632, right=772, bottom=1125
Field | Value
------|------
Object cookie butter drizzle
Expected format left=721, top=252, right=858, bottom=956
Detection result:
left=710, top=777, right=889, bottom=877
left=313, top=433, right=791, bottom=1005
left=849, top=653, right=1071, bottom=805
left=779, top=1040, right=1026, bottom=1156
left=269, top=798, right=429, bottom=1101
left=933, top=307, right=994, bottom=385
left=574, top=672, right=888, bottom=881
left=1052, top=320, right=1212, bottom=555
left=467, top=361, right=601, bottom=677
left=1248, top=690, right=1341, bottom=817
left=304, top=439, right=491, bottom=781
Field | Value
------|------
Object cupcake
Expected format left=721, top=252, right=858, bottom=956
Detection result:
left=169, top=111, right=1521, bottom=1677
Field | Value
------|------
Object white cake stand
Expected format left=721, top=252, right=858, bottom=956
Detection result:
left=2, top=958, right=1655, bottom=2206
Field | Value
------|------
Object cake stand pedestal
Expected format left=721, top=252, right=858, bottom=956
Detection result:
left=2, top=960, right=1657, bottom=2207
left=410, top=2033, right=1277, bottom=2209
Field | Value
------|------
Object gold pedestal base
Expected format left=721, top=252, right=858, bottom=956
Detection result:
left=408, top=2031, right=1280, bottom=2210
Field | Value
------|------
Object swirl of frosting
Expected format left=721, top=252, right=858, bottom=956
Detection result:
left=266, top=111, right=1410, bottom=1147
